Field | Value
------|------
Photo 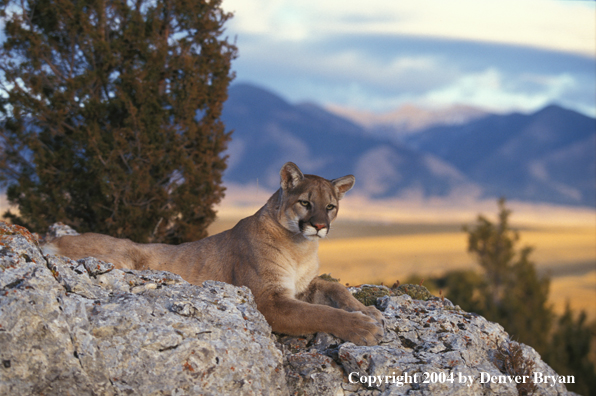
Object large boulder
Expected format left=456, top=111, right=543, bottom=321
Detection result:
left=278, top=290, right=576, bottom=396
left=0, top=222, right=577, bottom=395
left=0, top=222, right=287, bottom=395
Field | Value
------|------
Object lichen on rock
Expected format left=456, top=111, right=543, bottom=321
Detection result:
left=352, top=285, right=392, bottom=306
left=351, top=283, right=433, bottom=307
left=393, top=283, right=434, bottom=301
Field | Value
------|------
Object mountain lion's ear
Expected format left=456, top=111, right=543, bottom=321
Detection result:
left=280, top=162, right=304, bottom=191
left=332, top=175, right=355, bottom=200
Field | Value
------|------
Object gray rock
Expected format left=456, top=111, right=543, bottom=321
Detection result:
left=80, top=256, right=115, bottom=276
left=279, top=291, right=577, bottom=396
left=0, top=222, right=578, bottom=395
left=0, top=222, right=287, bottom=395
left=45, top=222, right=80, bottom=239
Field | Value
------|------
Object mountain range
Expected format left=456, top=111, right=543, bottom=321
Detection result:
left=325, top=103, right=488, bottom=137
left=221, top=83, right=596, bottom=207
left=404, top=105, right=596, bottom=207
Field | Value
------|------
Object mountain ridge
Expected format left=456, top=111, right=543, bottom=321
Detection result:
left=405, top=104, right=596, bottom=206
left=325, top=102, right=489, bottom=138
left=222, top=83, right=478, bottom=199
left=221, top=83, right=595, bottom=207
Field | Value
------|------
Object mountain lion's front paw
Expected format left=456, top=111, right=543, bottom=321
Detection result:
left=361, top=305, right=384, bottom=326
left=337, top=311, right=384, bottom=346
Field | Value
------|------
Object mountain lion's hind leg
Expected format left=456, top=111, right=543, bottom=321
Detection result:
left=43, top=233, right=144, bottom=270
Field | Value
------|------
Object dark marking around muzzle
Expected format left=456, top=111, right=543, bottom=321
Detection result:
left=299, top=214, right=330, bottom=233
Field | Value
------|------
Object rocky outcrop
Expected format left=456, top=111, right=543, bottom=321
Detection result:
left=1, top=222, right=286, bottom=395
left=0, top=222, right=577, bottom=395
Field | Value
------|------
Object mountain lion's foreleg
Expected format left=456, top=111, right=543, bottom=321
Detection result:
left=257, top=290, right=384, bottom=346
left=298, top=277, right=384, bottom=325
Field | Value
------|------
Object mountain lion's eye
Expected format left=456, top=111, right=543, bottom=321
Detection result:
left=299, top=200, right=310, bottom=208
left=326, top=204, right=335, bottom=211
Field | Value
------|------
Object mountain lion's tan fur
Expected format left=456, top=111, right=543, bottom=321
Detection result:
left=44, top=162, right=384, bottom=345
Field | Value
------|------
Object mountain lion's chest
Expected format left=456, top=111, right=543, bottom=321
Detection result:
left=292, top=251, right=320, bottom=296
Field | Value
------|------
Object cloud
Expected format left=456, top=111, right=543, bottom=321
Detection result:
left=221, top=0, right=595, bottom=116
left=231, top=32, right=595, bottom=114
left=422, top=68, right=580, bottom=112
left=223, top=0, right=595, bottom=57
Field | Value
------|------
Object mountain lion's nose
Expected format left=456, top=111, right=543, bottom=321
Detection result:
left=312, top=223, right=326, bottom=231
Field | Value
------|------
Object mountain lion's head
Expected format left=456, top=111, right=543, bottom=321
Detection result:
left=276, top=162, right=355, bottom=240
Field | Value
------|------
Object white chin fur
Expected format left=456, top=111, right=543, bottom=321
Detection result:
left=302, top=225, right=328, bottom=239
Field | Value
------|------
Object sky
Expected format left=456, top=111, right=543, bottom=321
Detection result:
left=221, top=0, right=596, bottom=116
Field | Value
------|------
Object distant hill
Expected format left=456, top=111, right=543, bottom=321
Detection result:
left=405, top=105, right=596, bottom=207
left=325, top=103, right=488, bottom=138
left=221, top=83, right=595, bottom=207
left=221, top=83, right=478, bottom=198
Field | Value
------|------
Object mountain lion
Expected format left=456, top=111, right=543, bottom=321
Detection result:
left=44, top=162, right=384, bottom=345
